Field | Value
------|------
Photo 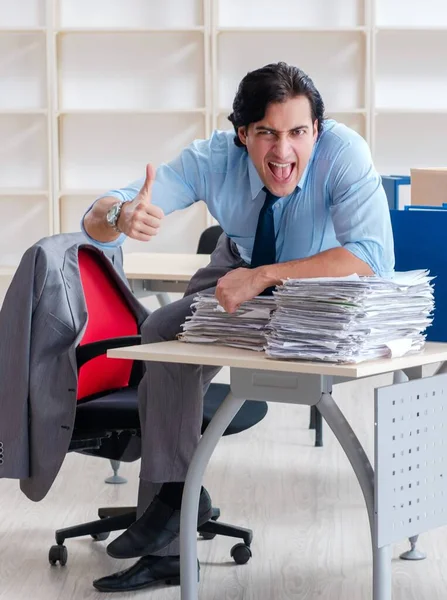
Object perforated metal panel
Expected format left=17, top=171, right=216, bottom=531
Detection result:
left=375, top=373, right=447, bottom=548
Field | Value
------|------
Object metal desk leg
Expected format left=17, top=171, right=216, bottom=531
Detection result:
left=317, top=388, right=392, bottom=600
left=180, top=392, right=246, bottom=600
left=373, top=546, right=393, bottom=599
left=156, top=292, right=172, bottom=307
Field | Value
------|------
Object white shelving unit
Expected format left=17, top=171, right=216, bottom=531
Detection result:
left=0, top=13, right=50, bottom=277
left=372, top=0, right=447, bottom=173
left=54, top=0, right=212, bottom=258
left=1, top=0, right=447, bottom=298
left=213, top=0, right=369, bottom=141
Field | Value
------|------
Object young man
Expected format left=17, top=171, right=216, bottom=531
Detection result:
left=84, top=62, right=394, bottom=592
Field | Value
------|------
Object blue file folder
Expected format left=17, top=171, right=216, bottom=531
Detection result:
left=390, top=209, right=447, bottom=342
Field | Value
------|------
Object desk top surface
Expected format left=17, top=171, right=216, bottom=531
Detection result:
left=108, top=340, right=447, bottom=379
left=123, top=252, right=210, bottom=281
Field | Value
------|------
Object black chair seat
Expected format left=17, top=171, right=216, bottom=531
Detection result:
left=202, top=383, right=268, bottom=435
left=75, top=388, right=139, bottom=433
left=74, top=383, right=267, bottom=438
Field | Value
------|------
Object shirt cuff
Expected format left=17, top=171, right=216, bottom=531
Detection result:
left=80, top=198, right=127, bottom=249
left=343, top=241, right=382, bottom=276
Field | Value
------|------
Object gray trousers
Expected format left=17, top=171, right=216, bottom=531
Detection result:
left=136, top=234, right=247, bottom=556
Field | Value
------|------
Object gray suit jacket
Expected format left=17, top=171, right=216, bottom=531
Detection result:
left=0, top=233, right=149, bottom=501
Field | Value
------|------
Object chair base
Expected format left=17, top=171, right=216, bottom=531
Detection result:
left=50, top=506, right=253, bottom=566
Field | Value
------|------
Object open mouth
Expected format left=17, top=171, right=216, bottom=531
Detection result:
left=267, top=161, right=296, bottom=183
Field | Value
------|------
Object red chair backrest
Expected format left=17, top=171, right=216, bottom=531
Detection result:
left=77, top=248, right=138, bottom=401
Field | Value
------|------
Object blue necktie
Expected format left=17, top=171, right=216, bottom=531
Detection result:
left=251, top=188, right=279, bottom=268
left=250, top=188, right=279, bottom=296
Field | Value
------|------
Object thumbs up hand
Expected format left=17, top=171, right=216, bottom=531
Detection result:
left=117, top=164, right=164, bottom=241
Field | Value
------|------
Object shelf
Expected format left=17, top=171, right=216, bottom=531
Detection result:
left=58, top=0, right=203, bottom=31
left=0, top=32, right=47, bottom=111
left=218, top=107, right=366, bottom=115
left=57, top=27, right=205, bottom=34
left=0, top=115, right=48, bottom=189
left=1, top=194, right=50, bottom=268
left=375, top=113, right=447, bottom=175
left=327, top=109, right=367, bottom=114
left=0, top=108, right=47, bottom=115
left=376, top=26, right=447, bottom=32
left=217, top=32, right=365, bottom=112
left=0, top=27, right=46, bottom=33
left=59, top=189, right=105, bottom=197
left=59, top=112, right=206, bottom=190
left=375, top=0, right=447, bottom=30
left=376, top=108, right=447, bottom=115
left=374, top=30, right=447, bottom=113
left=58, top=32, right=205, bottom=111
left=217, top=0, right=364, bottom=30
left=0, top=189, right=48, bottom=196
left=57, top=108, right=206, bottom=116
left=217, top=26, right=366, bottom=33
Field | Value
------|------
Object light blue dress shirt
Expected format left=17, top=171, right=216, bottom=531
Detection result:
left=82, top=119, right=395, bottom=277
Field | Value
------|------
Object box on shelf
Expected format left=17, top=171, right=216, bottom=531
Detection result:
left=411, top=168, right=447, bottom=206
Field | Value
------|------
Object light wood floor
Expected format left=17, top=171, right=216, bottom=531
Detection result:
left=1, top=373, right=447, bottom=599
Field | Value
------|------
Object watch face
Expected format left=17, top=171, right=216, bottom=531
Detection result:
left=107, top=203, right=120, bottom=225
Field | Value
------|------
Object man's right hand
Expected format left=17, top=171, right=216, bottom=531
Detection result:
left=117, top=164, right=164, bottom=242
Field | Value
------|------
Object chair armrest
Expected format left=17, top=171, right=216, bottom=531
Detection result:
left=76, top=335, right=141, bottom=368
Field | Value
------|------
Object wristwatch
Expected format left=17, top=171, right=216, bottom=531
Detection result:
left=106, top=200, right=124, bottom=233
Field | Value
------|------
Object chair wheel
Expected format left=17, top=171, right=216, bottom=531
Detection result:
left=91, top=532, right=110, bottom=542
left=49, top=544, right=68, bottom=566
left=200, top=532, right=216, bottom=540
left=230, top=543, right=252, bottom=565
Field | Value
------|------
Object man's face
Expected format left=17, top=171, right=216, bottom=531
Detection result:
left=238, top=95, right=318, bottom=197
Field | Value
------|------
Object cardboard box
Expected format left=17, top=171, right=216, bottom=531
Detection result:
left=411, top=168, right=447, bottom=206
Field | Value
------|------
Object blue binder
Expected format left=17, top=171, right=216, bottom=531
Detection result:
left=382, top=175, right=411, bottom=210
left=404, top=205, right=447, bottom=211
left=390, top=209, right=447, bottom=342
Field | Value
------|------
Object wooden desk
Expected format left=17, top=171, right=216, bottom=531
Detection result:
left=108, top=341, right=447, bottom=600
left=123, top=252, right=210, bottom=306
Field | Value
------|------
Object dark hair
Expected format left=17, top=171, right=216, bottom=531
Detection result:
left=228, top=62, right=325, bottom=147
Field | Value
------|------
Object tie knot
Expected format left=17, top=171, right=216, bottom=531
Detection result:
left=262, top=187, right=278, bottom=207
left=262, top=186, right=279, bottom=203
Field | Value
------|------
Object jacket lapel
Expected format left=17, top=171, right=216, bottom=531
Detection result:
left=61, top=245, right=89, bottom=377
left=62, top=243, right=149, bottom=340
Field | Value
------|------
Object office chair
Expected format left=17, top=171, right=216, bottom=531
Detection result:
left=196, top=224, right=223, bottom=255
left=49, top=246, right=268, bottom=567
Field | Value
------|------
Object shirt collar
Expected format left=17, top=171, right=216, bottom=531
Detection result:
left=248, top=156, right=264, bottom=200
left=247, top=153, right=312, bottom=200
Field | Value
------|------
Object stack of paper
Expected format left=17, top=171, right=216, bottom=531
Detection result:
left=179, top=292, right=276, bottom=351
left=265, top=270, right=434, bottom=363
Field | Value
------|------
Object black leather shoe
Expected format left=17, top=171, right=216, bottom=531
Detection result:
left=93, top=555, right=200, bottom=593
left=107, top=487, right=213, bottom=559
